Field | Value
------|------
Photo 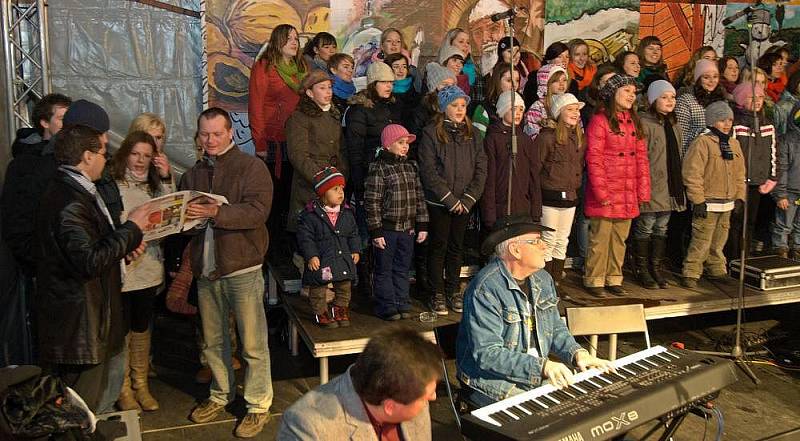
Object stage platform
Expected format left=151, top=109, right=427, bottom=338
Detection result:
left=555, top=269, right=800, bottom=320
left=281, top=293, right=461, bottom=384
left=270, top=260, right=800, bottom=384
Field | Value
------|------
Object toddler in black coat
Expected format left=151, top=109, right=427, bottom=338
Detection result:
left=297, top=167, right=361, bottom=327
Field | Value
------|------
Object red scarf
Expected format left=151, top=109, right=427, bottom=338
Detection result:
left=568, top=62, right=597, bottom=91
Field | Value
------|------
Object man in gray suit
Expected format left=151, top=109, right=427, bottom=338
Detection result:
left=277, top=329, right=441, bottom=440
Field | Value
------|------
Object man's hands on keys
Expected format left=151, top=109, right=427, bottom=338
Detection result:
left=575, top=349, right=615, bottom=373
left=543, top=361, right=574, bottom=388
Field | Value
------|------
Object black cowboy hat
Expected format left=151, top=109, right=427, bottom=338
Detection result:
left=480, top=214, right=554, bottom=256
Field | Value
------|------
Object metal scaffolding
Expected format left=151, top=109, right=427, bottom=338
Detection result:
left=2, top=0, right=50, bottom=137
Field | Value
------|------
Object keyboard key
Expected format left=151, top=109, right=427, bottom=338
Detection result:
left=532, top=398, right=550, bottom=409
left=551, top=390, right=571, bottom=401
left=542, top=394, right=560, bottom=405
left=490, top=411, right=511, bottom=424
left=596, top=374, right=613, bottom=385
left=519, top=400, right=540, bottom=413
left=567, top=384, right=587, bottom=395
left=504, top=407, right=523, bottom=419
left=514, top=404, right=532, bottom=415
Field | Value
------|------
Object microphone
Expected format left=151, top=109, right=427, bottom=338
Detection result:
left=722, top=6, right=753, bottom=26
left=491, top=8, right=517, bottom=22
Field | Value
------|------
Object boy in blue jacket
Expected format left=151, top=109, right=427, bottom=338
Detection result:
left=297, top=167, right=361, bottom=327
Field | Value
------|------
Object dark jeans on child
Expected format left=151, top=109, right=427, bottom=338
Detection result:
left=372, top=230, right=415, bottom=317
left=308, top=281, right=352, bottom=315
left=427, top=206, right=469, bottom=297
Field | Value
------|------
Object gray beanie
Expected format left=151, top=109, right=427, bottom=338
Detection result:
left=426, top=62, right=457, bottom=92
left=704, top=101, right=733, bottom=127
left=646, top=80, right=676, bottom=105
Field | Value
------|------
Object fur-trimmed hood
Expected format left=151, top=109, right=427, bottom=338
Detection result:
left=297, top=95, right=341, bottom=120
left=346, top=90, right=395, bottom=108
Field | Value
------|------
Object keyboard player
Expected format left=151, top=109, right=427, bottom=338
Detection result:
left=456, top=214, right=613, bottom=408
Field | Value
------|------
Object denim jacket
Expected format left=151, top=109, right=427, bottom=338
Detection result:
left=456, top=257, right=583, bottom=402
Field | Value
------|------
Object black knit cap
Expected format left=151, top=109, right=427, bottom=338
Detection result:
left=481, top=214, right=553, bottom=256
left=497, top=37, right=520, bottom=56
left=598, top=74, right=638, bottom=102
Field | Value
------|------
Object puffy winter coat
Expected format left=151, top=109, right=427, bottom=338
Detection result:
left=296, top=201, right=360, bottom=286
left=248, top=58, right=302, bottom=154
left=639, top=112, right=686, bottom=213
left=344, top=92, right=402, bottom=193
left=536, top=126, right=585, bottom=207
left=481, top=121, right=541, bottom=227
left=732, top=108, right=778, bottom=186
left=584, top=111, right=651, bottom=219
left=285, top=97, right=347, bottom=231
left=417, top=121, right=488, bottom=211
left=775, top=101, right=800, bottom=197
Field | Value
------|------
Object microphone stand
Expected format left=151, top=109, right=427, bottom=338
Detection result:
left=693, top=15, right=761, bottom=385
left=502, top=18, right=518, bottom=215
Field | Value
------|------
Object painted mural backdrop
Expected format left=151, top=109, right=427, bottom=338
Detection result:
left=202, top=0, right=799, bottom=150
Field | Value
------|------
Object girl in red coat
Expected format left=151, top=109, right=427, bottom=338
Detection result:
left=583, top=74, right=651, bottom=295
left=248, top=24, right=307, bottom=255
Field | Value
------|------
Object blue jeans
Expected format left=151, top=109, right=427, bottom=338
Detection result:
left=198, top=269, right=272, bottom=413
left=97, top=346, right=126, bottom=414
left=772, top=192, right=800, bottom=249
left=634, top=211, right=671, bottom=239
left=372, top=230, right=414, bottom=317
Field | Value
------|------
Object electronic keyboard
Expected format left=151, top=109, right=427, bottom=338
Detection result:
left=460, top=345, right=738, bottom=441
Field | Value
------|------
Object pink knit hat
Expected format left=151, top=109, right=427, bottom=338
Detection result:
left=732, top=81, right=765, bottom=108
left=693, top=59, right=718, bottom=82
left=381, top=124, right=416, bottom=148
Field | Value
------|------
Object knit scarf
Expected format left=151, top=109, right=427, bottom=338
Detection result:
left=708, top=126, right=734, bottom=160
left=463, top=58, right=477, bottom=86
left=276, top=60, right=304, bottom=92
left=332, top=75, right=356, bottom=99
left=393, top=76, right=413, bottom=94
left=663, top=118, right=685, bottom=205
left=125, top=166, right=148, bottom=183
left=568, top=62, right=596, bottom=91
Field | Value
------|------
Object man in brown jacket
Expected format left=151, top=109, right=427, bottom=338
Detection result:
left=180, top=107, right=274, bottom=438
left=681, top=101, right=746, bottom=288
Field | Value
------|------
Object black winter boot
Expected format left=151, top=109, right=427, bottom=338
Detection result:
left=633, top=238, right=659, bottom=289
left=651, top=235, right=670, bottom=288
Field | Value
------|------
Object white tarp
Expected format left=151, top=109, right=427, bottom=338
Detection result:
left=48, top=0, right=203, bottom=170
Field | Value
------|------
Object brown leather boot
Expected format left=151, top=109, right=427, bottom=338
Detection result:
left=116, top=338, right=140, bottom=411
left=130, top=330, right=159, bottom=411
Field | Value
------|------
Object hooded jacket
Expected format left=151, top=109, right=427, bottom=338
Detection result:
left=775, top=101, right=800, bottom=198
left=481, top=121, right=542, bottom=227
left=344, top=91, right=401, bottom=193
left=639, top=112, right=687, bottom=213
left=732, top=107, right=778, bottom=186
left=417, top=120, right=487, bottom=211
left=285, top=96, right=347, bottom=232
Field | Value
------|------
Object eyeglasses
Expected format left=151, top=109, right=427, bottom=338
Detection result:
left=514, top=238, right=543, bottom=246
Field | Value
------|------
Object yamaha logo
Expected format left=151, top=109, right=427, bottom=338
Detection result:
left=557, top=432, right=585, bottom=441
left=590, top=411, right=639, bottom=437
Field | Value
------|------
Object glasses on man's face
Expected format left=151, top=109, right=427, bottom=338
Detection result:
left=514, top=238, right=543, bottom=246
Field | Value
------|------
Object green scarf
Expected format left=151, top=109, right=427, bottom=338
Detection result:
left=275, top=60, right=305, bottom=92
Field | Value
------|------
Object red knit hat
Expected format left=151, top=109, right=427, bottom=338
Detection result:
left=312, top=166, right=345, bottom=197
left=381, top=124, right=416, bottom=148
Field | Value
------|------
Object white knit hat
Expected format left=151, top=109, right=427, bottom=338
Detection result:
left=496, top=91, right=525, bottom=118
left=367, top=61, right=395, bottom=84
left=550, top=93, right=585, bottom=119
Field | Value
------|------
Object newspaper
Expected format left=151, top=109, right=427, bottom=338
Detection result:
left=135, top=190, right=228, bottom=241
